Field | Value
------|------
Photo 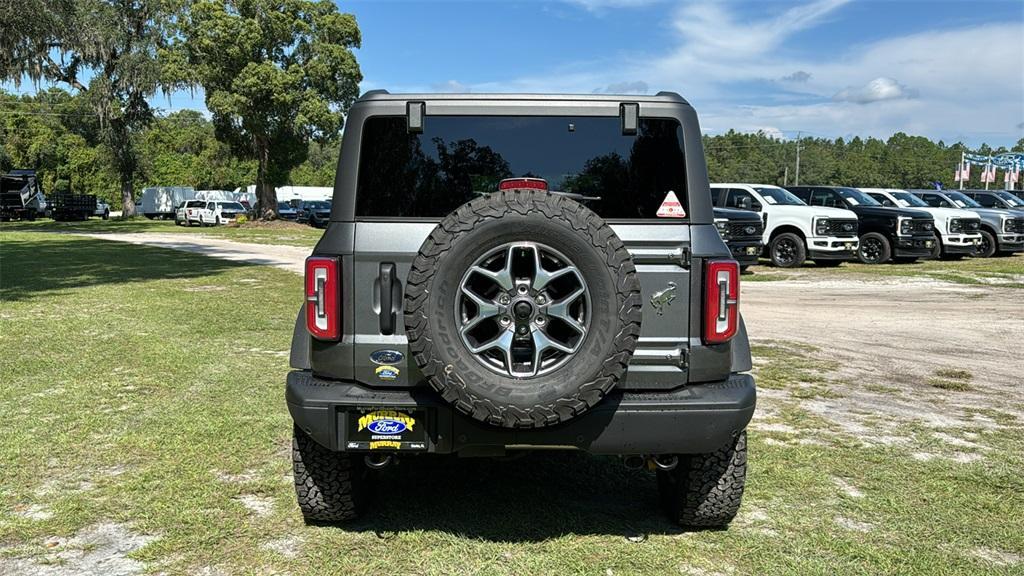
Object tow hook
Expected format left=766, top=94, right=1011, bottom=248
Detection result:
left=622, top=455, right=646, bottom=470
left=652, top=455, right=679, bottom=471
left=364, top=453, right=394, bottom=470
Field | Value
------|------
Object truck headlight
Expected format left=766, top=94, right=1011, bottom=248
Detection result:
left=948, top=218, right=963, bottom=233
left=714, top=219, right=729, bottom=237
left=899, top=218, right=912, bottom=235
left=1002, top=216, right=1013, bottom=233
left=814, top=218, right=831, bottom=236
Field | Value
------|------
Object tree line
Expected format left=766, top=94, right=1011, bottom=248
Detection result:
left=703, top=130, right=1024, bottom=191
left=1, top=0, right=359, bottom=217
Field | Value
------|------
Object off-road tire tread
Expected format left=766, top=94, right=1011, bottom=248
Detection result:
left=292, top=426, right=362, bottom=522
left=660, top=432, right=747, bottom=527
left=404, top=189, right=642, bottom=429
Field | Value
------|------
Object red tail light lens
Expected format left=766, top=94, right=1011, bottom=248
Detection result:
left=703, top=259, right=739, bottom=345
left=305, top=256, right=340, bottom=341
left=498, top=177, right=548, bottom=191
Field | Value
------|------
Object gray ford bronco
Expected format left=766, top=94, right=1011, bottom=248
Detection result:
left=287, top=91, right=756, bottom=527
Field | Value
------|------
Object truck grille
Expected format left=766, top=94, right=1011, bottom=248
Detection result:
left=825, top=219, right=858, bottom=237
left=727, top=221, right=763, bottom=239
left=907, top=219, right=934, bottom=234
left=962, top=219, right=980, bottom=232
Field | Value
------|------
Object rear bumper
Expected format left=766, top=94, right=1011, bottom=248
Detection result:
left=286, top=370, right=756, bottom=456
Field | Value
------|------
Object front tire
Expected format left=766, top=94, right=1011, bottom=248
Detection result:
left=292, top=426, right=366, bottom=522
left=856, top=232, right=891, bottom=264
left=658, top=432, right=747, bottom=528
left=768, top=232, right=806, bottom=268
left=976, top=230, right=997, bottom=258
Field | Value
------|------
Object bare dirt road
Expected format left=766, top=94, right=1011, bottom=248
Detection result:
left=743, top=276, right=1024, bottom=446
left=79, top=232, right=309, bottom=274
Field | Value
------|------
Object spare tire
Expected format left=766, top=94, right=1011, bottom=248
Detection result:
left=404, top=189, right=642, bottom=428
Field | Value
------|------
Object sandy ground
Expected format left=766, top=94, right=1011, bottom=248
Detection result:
left=742, top=276, right=1024, bottom=442
left=79, top=232, right=310, bottom=274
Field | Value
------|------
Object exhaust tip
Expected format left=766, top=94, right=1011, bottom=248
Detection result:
left=653, top=455, right=679, bottom=471
left=364, top=453, right=394, bottom=470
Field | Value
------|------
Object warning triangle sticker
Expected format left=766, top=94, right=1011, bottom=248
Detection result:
left=656, top=190, right=686, bottom=218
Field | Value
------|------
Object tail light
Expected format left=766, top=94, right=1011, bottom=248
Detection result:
left=305, top=256, right=340, bottom=340
left=703, top=259, right=739, bottom=345
left=498, top=178, right=548, bottom=191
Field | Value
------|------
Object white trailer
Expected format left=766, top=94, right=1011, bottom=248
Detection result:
left=245, top=185, right=332, bottom=212
left=140, top=186, right=195, bottom=219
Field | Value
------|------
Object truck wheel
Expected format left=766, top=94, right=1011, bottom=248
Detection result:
left=292, top=426, right=366, bottom=522
left=405, top=190, right=642, bottom=429
left=856, top=232, right=891, bottom=264
left=658, top=431, right=747, bottom=528
left=768, top=232, right=806, bottom=268
left=929, top=235, right=942, bottom=259
left=976, top=230, right=997, bottom=258
left=102, top=210, right=109, bottom=220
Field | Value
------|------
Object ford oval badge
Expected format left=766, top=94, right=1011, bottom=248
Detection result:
left=370, top=349, right=404, bottom=365
left=367, top=419, right=408, bottom=435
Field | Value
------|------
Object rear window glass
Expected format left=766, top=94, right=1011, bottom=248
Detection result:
left=355, top=115, right=687, bottom=219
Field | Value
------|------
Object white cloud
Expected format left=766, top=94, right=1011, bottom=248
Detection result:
left=832, top=77, right=916, bottom=104
left=431, top=80, right=470, bottom=93
left=594, top=80, right=649, bottom=94
left=564, top=0, right=662, bottom=12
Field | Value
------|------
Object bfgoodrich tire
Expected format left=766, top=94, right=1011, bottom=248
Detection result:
left=658, top=432, right=748, bottom=528
left=404, top=190, right=642, bottom=429
left=292, top=426, right=366, bottom=522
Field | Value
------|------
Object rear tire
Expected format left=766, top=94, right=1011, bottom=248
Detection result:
left=292, top=426, right=366, bottom=522
left=658, top=432, right=747, bottom=528
left=768, top=232, right=806, bottom=268
left=856, top=232, right=891, bottom=264
left=976, top=230, right=997, bottom=258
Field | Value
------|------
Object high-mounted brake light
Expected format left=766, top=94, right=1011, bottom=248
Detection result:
left=305, top=256, right=340, bottom=340
left=703, top=259, right=739, bottom=345
left=498, top=178, right=548, bottom=191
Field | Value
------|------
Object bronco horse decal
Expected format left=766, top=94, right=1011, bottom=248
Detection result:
left=650, top=281, right=677, bottom=315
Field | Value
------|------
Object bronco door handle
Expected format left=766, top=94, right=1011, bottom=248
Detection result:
left=379, top=263, right=397, bottom=335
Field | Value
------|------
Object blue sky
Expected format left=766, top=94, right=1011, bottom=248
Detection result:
left=10, top=0, right=1024, bottom=146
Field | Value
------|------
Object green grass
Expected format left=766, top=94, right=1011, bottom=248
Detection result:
left=744, top=254, right=1024, bottom=288
left=0, top=216, right=324, bottom=247
left=2, top=231, right=1022, bottom=574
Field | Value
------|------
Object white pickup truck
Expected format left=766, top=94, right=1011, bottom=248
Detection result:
left=711, top=184, right=860, bottom=268
left=860, top=188, right=981, bottom=259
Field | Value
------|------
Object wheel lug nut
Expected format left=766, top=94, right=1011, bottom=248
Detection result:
left=535, top=295, right=546, bottom=305
left=500, top=316, right=511, bottom=326
left=535, top=316, right=546, bottom=325
left=517, top=325, right=529, bottom=335
left=499, top=295, right=511, bottom=305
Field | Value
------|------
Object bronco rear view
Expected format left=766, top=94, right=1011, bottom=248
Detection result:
left=287, top=91, right=756, bottom=527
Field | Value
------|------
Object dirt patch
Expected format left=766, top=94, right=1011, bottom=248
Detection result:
left=834, top=516, right=874, bottom=532
left=971, top=547, right=1023, bottom=567
left=261, top=536, right=302, bottom=558
left=12, top=503, right=53, bottom=521
left=3, top=522, right=156, bottom=576
left=832, top=477, right=864, bottom=499
left=744, top=278, right=1024, bottom=445
left=234, top=494, right=273, bottom=517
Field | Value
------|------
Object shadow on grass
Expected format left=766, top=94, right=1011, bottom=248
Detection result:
left=0, top=217, right=175, bottom=234
left=339, top=451, right=690, bottom=541
left=0, top=235, right=249, bottom=302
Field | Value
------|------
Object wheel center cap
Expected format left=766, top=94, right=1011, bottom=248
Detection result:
left=513, top=300, right=534, bottom=320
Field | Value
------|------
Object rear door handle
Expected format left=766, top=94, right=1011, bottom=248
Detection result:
left=379, top=263, right=397, bottom=335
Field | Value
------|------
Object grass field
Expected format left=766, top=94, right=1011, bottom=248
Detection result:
left=0, top=217, right=324, bottom=247
left=745, top=253, right=1024, bottom=287
left=1, top=231, right=1022, bottom=575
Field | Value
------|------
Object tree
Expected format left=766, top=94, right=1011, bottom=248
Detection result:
left=1, top=0, right=175, bottom=216
left=176, top=0, right=362, bottom=219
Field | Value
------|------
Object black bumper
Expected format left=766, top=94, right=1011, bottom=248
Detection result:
left=726, top=240, right=763, bottom=267
left=943, top=243, right=977, bottom=255
left=808, top=248, right=856, bottom=261
left=998, top=239, right=1024, bottom=253
left=894, top=235, right=936, bottom=258
left=286, top=371, right=756, bottom=456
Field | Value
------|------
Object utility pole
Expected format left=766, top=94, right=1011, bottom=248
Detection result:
left=783, top=165, right=789, bottom=186
left=794, top=131, right=802, bottom=186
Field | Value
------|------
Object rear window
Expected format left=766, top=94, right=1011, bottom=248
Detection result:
left=355, top=115, right=687, bottom=219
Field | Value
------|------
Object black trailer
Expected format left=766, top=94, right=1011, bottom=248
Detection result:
left=50, top=192, right=97, bottom=221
